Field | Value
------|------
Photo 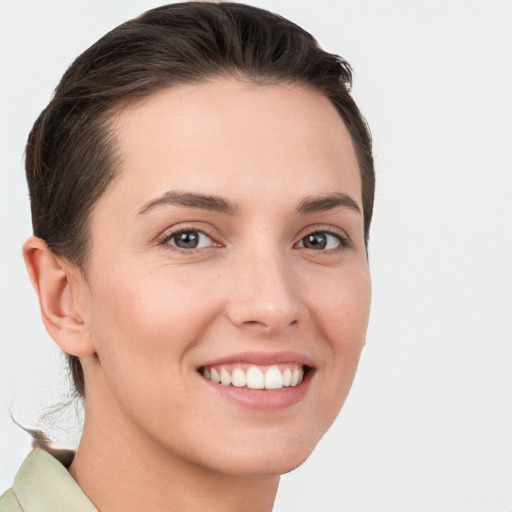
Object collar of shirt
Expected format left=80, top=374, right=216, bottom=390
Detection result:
left=9, top=448, right=96, bottom=512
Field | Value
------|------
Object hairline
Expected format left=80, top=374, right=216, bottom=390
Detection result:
left=67, top=73, right=369, bottom=274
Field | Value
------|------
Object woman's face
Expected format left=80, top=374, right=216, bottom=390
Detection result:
left=78, top=78, right=371, bottom=475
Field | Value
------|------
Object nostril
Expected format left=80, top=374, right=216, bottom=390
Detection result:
left=239, top=319, right=273, bottom=330
left=240, top=318, right=298, bottom=332
left=226, top=296, right=306, bottom=333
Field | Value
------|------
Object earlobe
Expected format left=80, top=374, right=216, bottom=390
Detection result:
left=22, top=236, right=95, bottom=357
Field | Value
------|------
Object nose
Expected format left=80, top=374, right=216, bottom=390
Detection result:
left=226, top=249, right=307, bottom=334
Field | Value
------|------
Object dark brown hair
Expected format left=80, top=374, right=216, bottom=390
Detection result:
left=25, top=2, right=374, bottom=399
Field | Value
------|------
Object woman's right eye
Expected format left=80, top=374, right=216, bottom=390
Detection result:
left=163, top=230, right=215, bottom=250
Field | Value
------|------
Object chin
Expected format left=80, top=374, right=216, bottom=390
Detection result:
left=216, top=452, right=311, bottom=477
left=202, top=430, right=324, bottom=477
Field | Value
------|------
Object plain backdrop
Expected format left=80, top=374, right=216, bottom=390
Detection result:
left=1, top=1, right=511, bottom=511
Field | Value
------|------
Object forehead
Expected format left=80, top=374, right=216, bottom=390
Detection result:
left=102, top=78, right=362, bottom=213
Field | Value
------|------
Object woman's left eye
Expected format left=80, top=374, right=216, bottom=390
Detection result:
left=163, top=230, right=215, bottom=250
left=296, top=231, right=346, bottom=251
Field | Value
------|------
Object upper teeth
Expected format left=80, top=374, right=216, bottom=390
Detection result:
left=202, top=365, right=304, bottom=390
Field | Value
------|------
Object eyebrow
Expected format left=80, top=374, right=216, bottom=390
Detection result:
left=137, top=190, right=361, bottom=217
left=295, top=193, right=362, bottom=215
left=137, top=191, right=240, bottom=216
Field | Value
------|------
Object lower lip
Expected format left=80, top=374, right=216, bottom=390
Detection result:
left=199, top=372, right=312, bottom=411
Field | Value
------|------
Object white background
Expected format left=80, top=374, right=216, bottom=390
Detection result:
left=1, top=1, right=511, bottom=511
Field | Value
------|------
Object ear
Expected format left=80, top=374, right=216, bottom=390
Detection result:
left=22, top=236, right=95, bottom=357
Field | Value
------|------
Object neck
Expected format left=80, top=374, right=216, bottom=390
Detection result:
left=69, top=385, right=279, bottom=512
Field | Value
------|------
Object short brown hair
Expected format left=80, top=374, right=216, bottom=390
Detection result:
left=25, top=1, right=375, bottom=398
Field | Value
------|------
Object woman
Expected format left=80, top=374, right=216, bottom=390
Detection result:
left=1, top=2, right=374, bottom=511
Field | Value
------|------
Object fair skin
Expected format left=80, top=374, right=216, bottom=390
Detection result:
left=24, top=78, right=371, bottom=512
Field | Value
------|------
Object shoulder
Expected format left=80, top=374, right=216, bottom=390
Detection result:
left=0, top=488, right=22, bottom=512
left=0, top=448, right=97, bottom=512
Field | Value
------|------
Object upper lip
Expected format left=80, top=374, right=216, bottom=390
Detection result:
left=198, top=350, right=315, bottom=369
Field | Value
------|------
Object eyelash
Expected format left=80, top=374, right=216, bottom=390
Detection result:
left=157, top=226, right=219, bottom=253
left=157, top=225, right=350, bottom=253
left=295, top=226, right=350, bottom=253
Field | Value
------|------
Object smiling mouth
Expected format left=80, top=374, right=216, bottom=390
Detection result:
left=198, top=363, right=310, bottom=390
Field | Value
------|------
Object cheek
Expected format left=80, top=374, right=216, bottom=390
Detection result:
left=94, top=262, right=216, bottom=334
left=309, top=268, right=371, bottom=398
left=85, top=266, right=226, bottom=435
left=313, top=266, right=371, bottom=346
left=88, top=265, right=221, bottom=387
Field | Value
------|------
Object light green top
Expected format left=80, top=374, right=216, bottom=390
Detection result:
left=0, top=448, right=97, bottom=512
